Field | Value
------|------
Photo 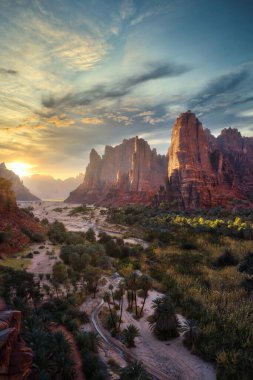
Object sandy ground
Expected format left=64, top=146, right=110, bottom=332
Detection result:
left=118, top=289, right=216, bottom=380
left=26, top=241, right=60, bottom=277
left=19, top=201, right=147, bottom=248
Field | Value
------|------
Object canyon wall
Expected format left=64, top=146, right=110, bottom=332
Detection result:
left=67, top=112, right=253, bottom=209
left=166, top=111, right=253, bottom=209
left=66, top=136, right=168, bottom=205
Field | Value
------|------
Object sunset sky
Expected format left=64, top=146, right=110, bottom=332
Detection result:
left=1, top=0, right=253, bottom=178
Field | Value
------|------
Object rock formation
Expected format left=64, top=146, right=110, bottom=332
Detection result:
left=66, top=137, right=168, bottom=205
left=0, top=163, right=39, bottom=201
left=166, top=111, right=253, bottom=209
left=0, top=310, right=33, bottom=380
left=0, top=178, right=45, bottom=254
left=66, top=112, right=253, bottom=209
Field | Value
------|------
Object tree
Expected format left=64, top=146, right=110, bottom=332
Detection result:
left=109, top=284, right=115, bottom=306
left=120, top=360, right=152, bottom=380
left=103, top=291, right=116, bottom=329
left=86, top=227, right=96, bottom=242
left=122, top=324, right=140, bottom=348
left=179, top=319, right=200, bottom=353
left=139, top=275, right=152, bottom=317
left=52, top=262, right=68, bottom=284
left=149, top=295, right=179, bottom=340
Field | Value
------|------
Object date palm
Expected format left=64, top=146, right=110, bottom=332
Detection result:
left=139, top=275, right=152, bottom=317
left=122, top=324, right=140, bottom=347
left=149, top=295, right=179, bottom=340
left=179, top=319, right=200, bottom=353
left=120, top=360, right=152, bottom=380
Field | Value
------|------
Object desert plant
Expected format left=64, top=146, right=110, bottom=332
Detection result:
left=149, top=295, right=179, bottom=340
left=122, top=324, right=140, bottom=348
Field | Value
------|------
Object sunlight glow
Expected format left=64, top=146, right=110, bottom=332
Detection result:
left=6, top=162, right=34, bottom=177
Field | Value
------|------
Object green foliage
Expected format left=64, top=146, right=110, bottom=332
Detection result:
left=48, top=220, right=67, bottom=243
left=21, top=226, right=45, bottom=242
left=68, top=205, right=89, bottom=216
left=149, top=295, right=179, bottom=340
left=122, top=324, right=140, bottom=347
left=52, top=262, right=68, bottom=284
left=120, top=361, right=152, bottom=380
left=86, top=227, right=96, bottom=242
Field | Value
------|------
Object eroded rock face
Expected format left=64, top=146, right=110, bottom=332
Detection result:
left=0, top=310, right=33, bottom=380
left=66, top=137, right=168, bottom=205
left=166, top=111, right=253, bottom=209
left=0, top=163, right=39, bottom=201
left=66, top=111, right=252, bottom=209
left=0, top=178, right=45, bottom=254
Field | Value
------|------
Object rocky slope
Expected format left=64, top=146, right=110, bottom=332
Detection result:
left=66, top=112, right=253, bottom=209
left=0, top=178, right=45, bottom=254
left=66, top=137, right=168, bottom=205
left=23, top=173, right=84, bottom=200
left=0, top=163, right=39, bottom=201
left=166, top=111, right=253, bottom=209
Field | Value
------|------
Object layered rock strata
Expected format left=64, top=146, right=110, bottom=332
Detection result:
left=166, top=111, right=253, bottom=209
left=66, top=137, right=168, bottom=205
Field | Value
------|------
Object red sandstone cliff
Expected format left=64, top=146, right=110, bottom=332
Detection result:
left=166, top=111, right=253, bottom=209
left=65, top=137, right=168, bottom=205
left=0, top=178, right=45, bottom=254
left=66, top=112, right=252, bottom=209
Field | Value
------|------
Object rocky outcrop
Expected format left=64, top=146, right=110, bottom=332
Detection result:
left=0, top=178, right=45, bottom=254
left=66, top=137, right=168, bottom=205
left=0, top=163, right=39, bottom=201
left=66, top=111, right=253, bottom=209
left=166, top=111, right=253, bottom=209
left=0, top=310, right=33, bottom=380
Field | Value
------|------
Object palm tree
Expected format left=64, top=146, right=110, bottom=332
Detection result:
left=117, top=282, right=125, bottom=330
left=179, top=319, right=200, bottom=353
left=109, top=284, right=115, bottom=305
left=122, top=324, right=140, bottom=347
left=139, top=275, right=152, bottom=317
left=149, top=295, right=179, bottom=340
left=120, top=360, right=152, bottom=380
left=104, top=291, right=116, bottom=328
left=126, top=272, right=140, bottom=315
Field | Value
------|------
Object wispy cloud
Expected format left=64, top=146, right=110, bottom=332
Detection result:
left=191, top=69, right=249, bottom=109
left=42, top=61, right=191, bottom=109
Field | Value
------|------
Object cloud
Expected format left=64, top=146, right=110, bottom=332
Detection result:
left=191, top=69, right=249, bottom=109
left=81, top=117, right=104, bottom=125
left=42, top=61, right=191, bottom=109
left=0, top=67, right=18, bottom=75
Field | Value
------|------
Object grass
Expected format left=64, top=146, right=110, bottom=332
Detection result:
left=0, top=250, right=31, bottom=270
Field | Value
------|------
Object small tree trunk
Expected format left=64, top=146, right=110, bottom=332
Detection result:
left=118, top=296, right=124, bottom=330
left=139, top=291, right=147, bottom=317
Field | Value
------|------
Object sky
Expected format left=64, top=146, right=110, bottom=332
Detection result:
left=0, top=0, right=253, bottom=178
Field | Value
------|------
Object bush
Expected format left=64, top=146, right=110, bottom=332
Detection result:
left=213, top=249, right=238, bottom=268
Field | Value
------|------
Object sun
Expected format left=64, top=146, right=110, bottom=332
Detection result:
left=6, top=162, right=34, bottom=177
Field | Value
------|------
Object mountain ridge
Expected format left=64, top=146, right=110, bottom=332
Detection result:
left=66, top=111, right=253, bottom=209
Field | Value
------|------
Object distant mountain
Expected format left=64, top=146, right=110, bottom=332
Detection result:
left=66, top=111, right=253, bottom=209
left=0, top=163, right=39, bottom=201
left=23, top=173, right=84, bottom=200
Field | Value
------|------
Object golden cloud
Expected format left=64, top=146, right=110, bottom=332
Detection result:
left=81, top=117, right=104, bottom=125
